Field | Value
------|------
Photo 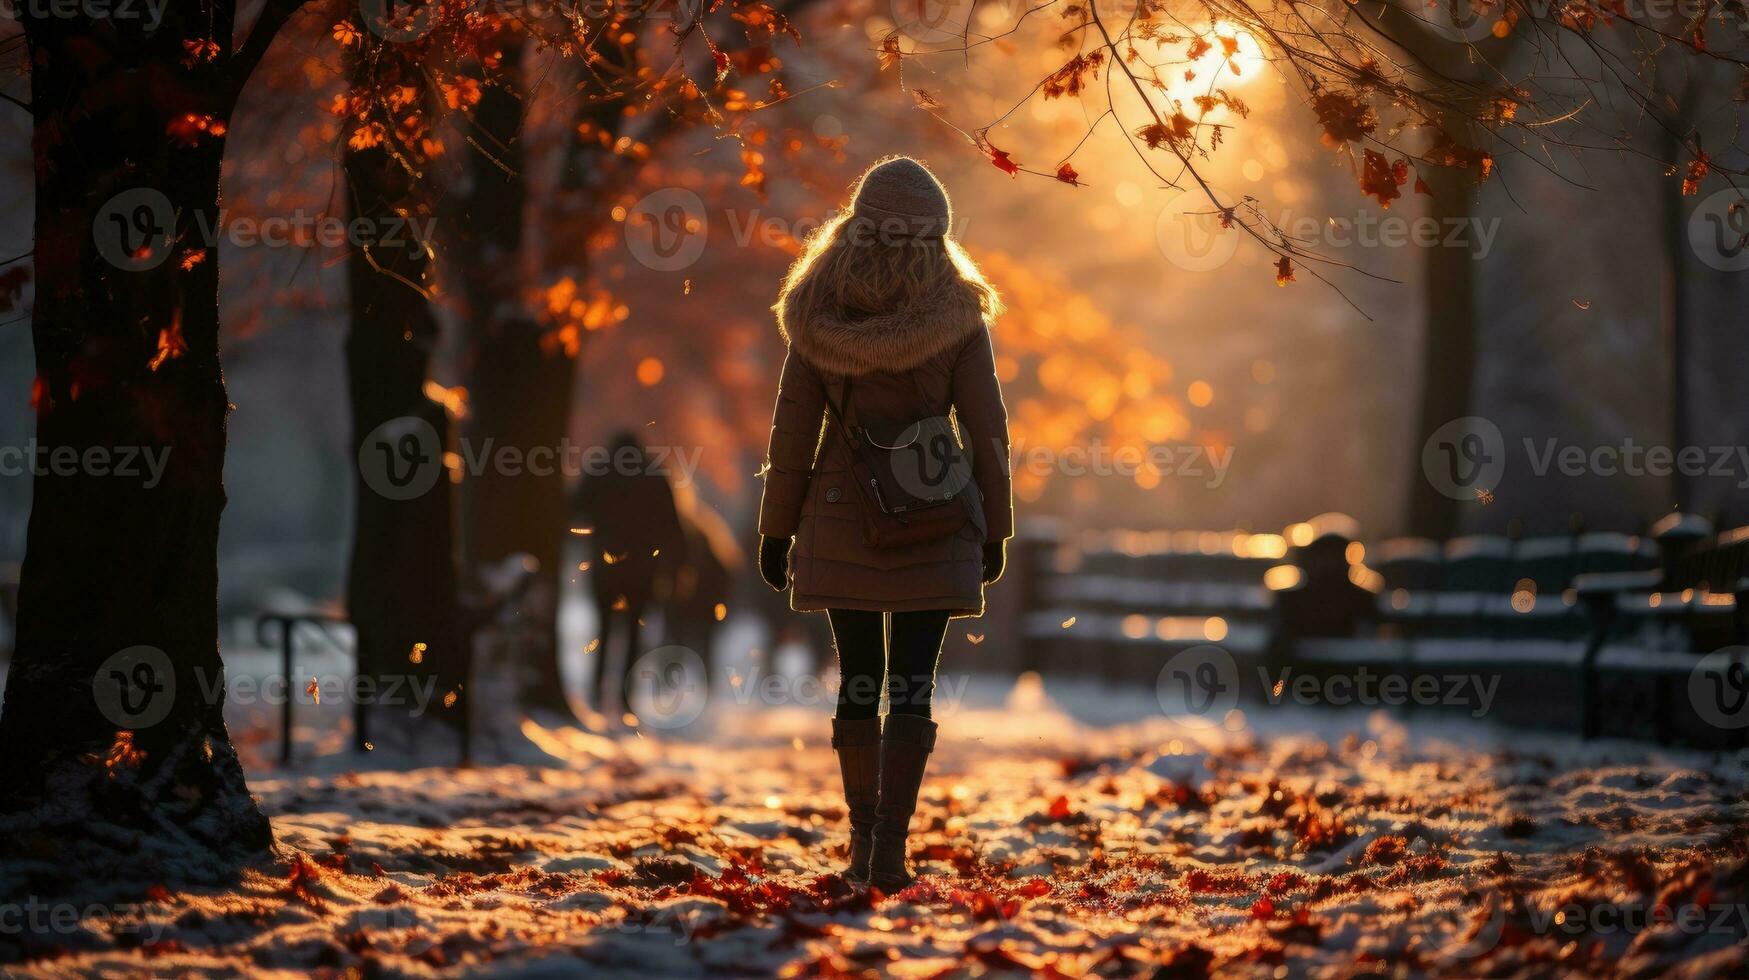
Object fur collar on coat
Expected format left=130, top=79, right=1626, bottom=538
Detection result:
left=779, top=280, right=986, bottom=377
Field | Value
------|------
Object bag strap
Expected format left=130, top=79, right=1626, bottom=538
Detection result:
left=822, top=374, right=854, bottom=430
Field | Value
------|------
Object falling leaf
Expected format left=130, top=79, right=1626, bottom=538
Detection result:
left=1682, top=150, right=1711, bottom=196
left=1476, top=488, right=1495, bottom=505
left=441, top=76, right=483, bottom=110
left=1061, top=616, right=1077, bottom=629
left=987, top=142, right=1021, bottom=176
left=181, top=38, right=220, bottom=66
left=877, top=31, right=902, bottom=71
left=1310, top=90, right=1376, bottom=147
left=1275, top=256, right=1295, bottom=287
left=1055, top=162, right=1080, bottom=186
left=1137, top=113, right=1195, bottom=150
left=1359, top=149, right=1408, bottom=208
left=306, top=677, right=320, bottom=704
left=85, top=730, right=146, bottom=776
left=966, top=633, right=985, bottom=645
left=708, top=38, right=731, bottom=85
left=1042, top=52, right=1104, bottom=99
left=347, top=122, right=385, bottom=152
left=409, top=642, right=426, bottom=664
left=287, top=854, right=325, bottom=909
left=1572, top=299, right=1591, bottom=310
left=149, top=320, right=187, bottom=371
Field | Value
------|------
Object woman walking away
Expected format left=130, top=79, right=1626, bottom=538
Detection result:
left=756, top=156, right=1013, bottom=890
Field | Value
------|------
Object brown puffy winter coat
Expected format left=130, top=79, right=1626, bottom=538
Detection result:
left=758, top=290, right=1012, bottom=618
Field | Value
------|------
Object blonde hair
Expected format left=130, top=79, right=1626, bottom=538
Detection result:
left=774, top=210, right=1003, bottom=334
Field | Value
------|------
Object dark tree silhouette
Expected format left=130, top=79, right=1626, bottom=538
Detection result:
left=0, top=0, right=309, bottom=878
left=449, top=37, right=576, bottom=715
left=447, top=0, right=823, bottom=718
left=341, top=20, right=468, bottom=753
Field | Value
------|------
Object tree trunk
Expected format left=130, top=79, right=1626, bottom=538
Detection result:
left=0, top=7, right=271, bottom=883
left=453, top=42, right=578, bottom=716
left=1403, top=158, right=1478, bottom=539
left=343, top=73, right=467, bottom=753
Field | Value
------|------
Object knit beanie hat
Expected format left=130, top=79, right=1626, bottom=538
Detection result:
left=849, top=156, right=951, bottom=239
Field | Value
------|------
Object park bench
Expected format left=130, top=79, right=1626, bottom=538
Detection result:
left=1576, top=514, right=1748, bottom=745
left=1007, top=513, right=1741, bottom=746
left=1017, top=526, right=1281, bottom=684
left=251, top=555, right=538, bottom=765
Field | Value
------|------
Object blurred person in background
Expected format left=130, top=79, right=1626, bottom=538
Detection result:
left=571, top=431, right=685, bottom=721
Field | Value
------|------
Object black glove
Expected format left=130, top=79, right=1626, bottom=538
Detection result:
left=982, top=541, right=1006, bottom=584
left=759, top=535, right=791, bottom=591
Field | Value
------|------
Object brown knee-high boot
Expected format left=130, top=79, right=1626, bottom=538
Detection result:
left=831, top=716, right=882, bottom=882
left=869, top=713, right=937, bottom=890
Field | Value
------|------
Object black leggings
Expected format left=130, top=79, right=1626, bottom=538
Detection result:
left=827, top=608, right=950, bottom=720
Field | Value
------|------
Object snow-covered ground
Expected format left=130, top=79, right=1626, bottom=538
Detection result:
left=4, top=659, right=1747, bottom=978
